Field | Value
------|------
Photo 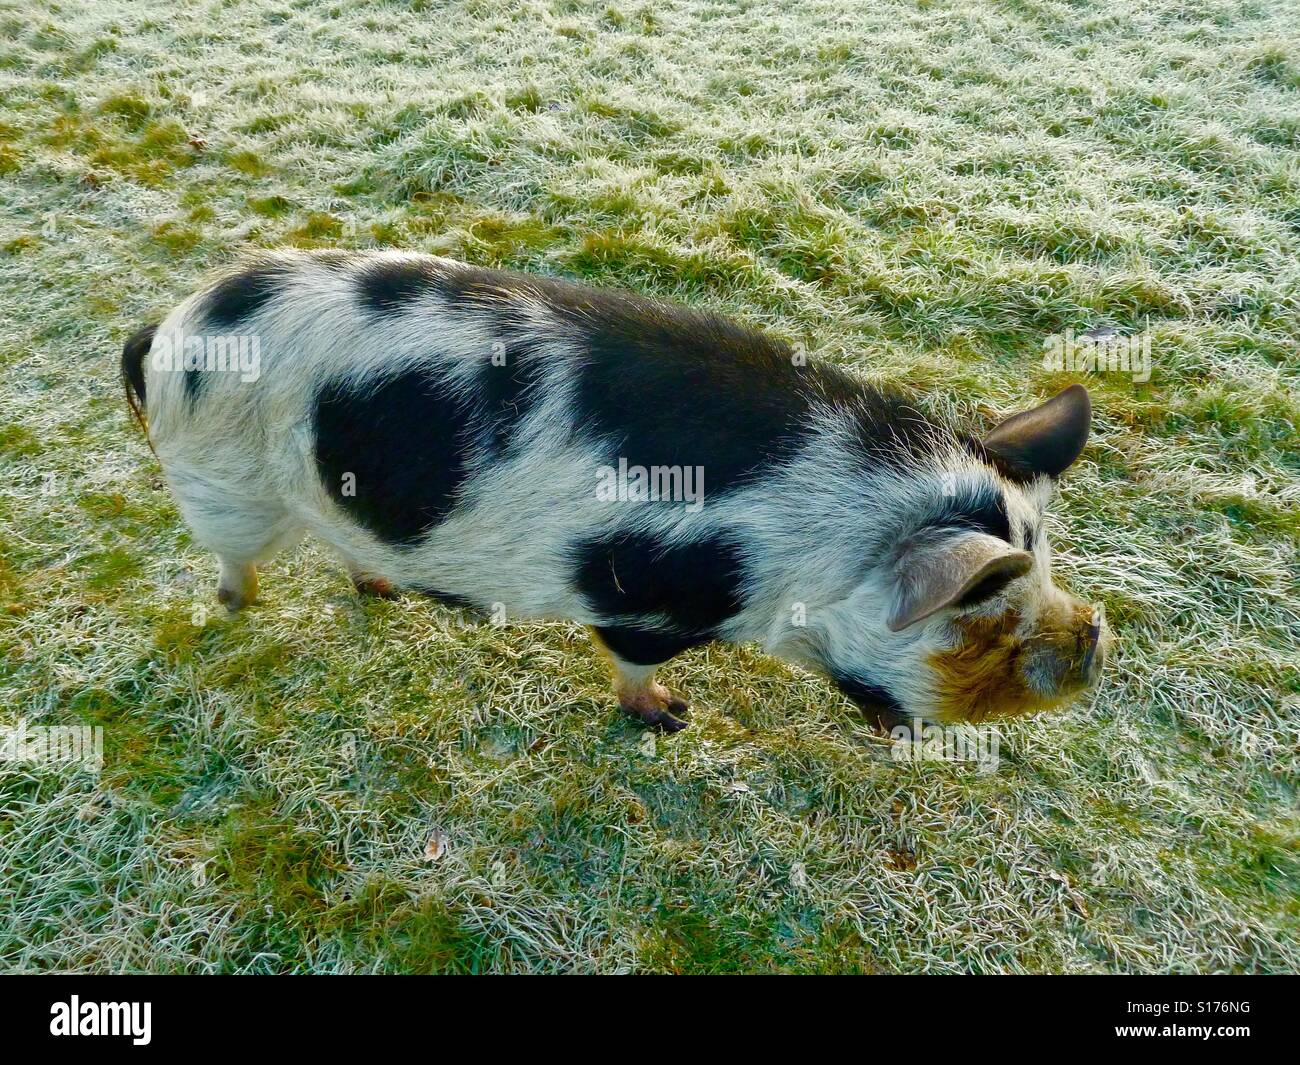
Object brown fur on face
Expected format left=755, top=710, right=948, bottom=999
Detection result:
left=928, top=600, right=1101, bottom=724
left=929, top=611, right=1043, bottom=723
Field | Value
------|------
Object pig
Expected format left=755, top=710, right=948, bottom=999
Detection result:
left=122, top=249, right=1107, bottom=732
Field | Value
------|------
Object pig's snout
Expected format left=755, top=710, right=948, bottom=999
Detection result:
left=1023, top=598, right=1110, bottom=701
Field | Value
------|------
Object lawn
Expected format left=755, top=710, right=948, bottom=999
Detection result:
left=0, top=0, right=1296, bottom=972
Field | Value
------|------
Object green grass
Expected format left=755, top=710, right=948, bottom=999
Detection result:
left=0, top=0, right=1296, bottom=972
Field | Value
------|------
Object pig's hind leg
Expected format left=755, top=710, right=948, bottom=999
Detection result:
left=590, top=627, right=691, bottom=732
left=169, top=474, right=303, bottom=611
left=212, top=513, right=303, bottom=610
left=344, top=558, right=399, bottom=600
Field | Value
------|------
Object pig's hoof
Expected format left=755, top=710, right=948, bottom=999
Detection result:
left=622, top=703, right=689, bottom=732
left=216, top=586, right=253, bottom=612
left=353, top=576, right=399, bottom=600
left=619, top=685, right=690, bottom=732
left=216, top=561, right=258, bottom=611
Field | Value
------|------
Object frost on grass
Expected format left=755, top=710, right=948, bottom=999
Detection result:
left=0, top=0, right=1296, bottom=972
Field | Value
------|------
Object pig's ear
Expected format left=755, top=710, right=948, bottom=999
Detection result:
left=888, top=531, right=1033, bottom=632
left=983, top=384, right=1091, bottom=480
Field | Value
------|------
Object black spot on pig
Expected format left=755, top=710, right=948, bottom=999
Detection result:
left=573, top=531, right=746, bottom=663
left=843, top=392, right=963, bottom=471
left=593, top=624, right=707, bottom=668
left=926, top=486, right=1013, bottom=543
left=190, top=263, right=291, bottom=401
left=477, top=335, right=547, bottom=458
left=204, top=263, right=289, bottom=329
left=121, top=321, right=157, bottom=433
left=356, top=258, right=442, bottom=314
left=415, top=586, right=478, bottom=612
left=313, top=367, right=475, bottom=546
left=566, top=294, right=825, bottom=494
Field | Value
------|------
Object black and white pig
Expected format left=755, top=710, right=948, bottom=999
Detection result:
left=122, top=249, right=1107, bottom=732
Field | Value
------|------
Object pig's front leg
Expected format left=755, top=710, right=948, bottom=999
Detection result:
left=589, top=628, right=690, bottom=732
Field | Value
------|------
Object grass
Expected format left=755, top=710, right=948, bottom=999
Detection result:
left=0, top=0, right=1297, bottom=973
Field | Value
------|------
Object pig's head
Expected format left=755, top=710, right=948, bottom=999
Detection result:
left=812, top=384, right=1109, bottom=726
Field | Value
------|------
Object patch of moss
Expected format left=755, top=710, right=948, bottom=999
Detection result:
left=504, top=85, right=543, bottom=113
left=76, top=491, right=171, bottom=540
left=1248, top=44, right=1300, bottom=89
left=288, top=211, right=345, bottom=244
left=80, top=118, right=197, bottom=185
left=215, top=805, right=342, bottom=927
left=150, top=220, right=202, bottom=253
left=97, top=90, right=152, bottom=130
left=225, top=147, right=272, bottom=177
left=0, top=421, right=41, bottom=458
left=203, top=640, right=300, bottom=688
left=238, top=112, right=290, bottom=135
left=1, top=235, right=39, bottom=256
left=442, top=91, right=493, bottom=120
left=1201, top=492, right=1300, bottom=539
left=462, top=214, right=559, bottom=263
left=152, top=610, right=235, bottom=664
left=247, top=193, right=294, bottom=217
left=566, top=230, right=761, bottom=296
left=77, top=547, right=143, bottom=591
left=346, top=893, right=493, bottom=973
left=582, top=98, right=681, bottom=140
left=641, top=905, right=796, bottom=974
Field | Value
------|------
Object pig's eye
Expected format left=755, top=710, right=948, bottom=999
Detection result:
left=954, top=566, right=1023, bottom=609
